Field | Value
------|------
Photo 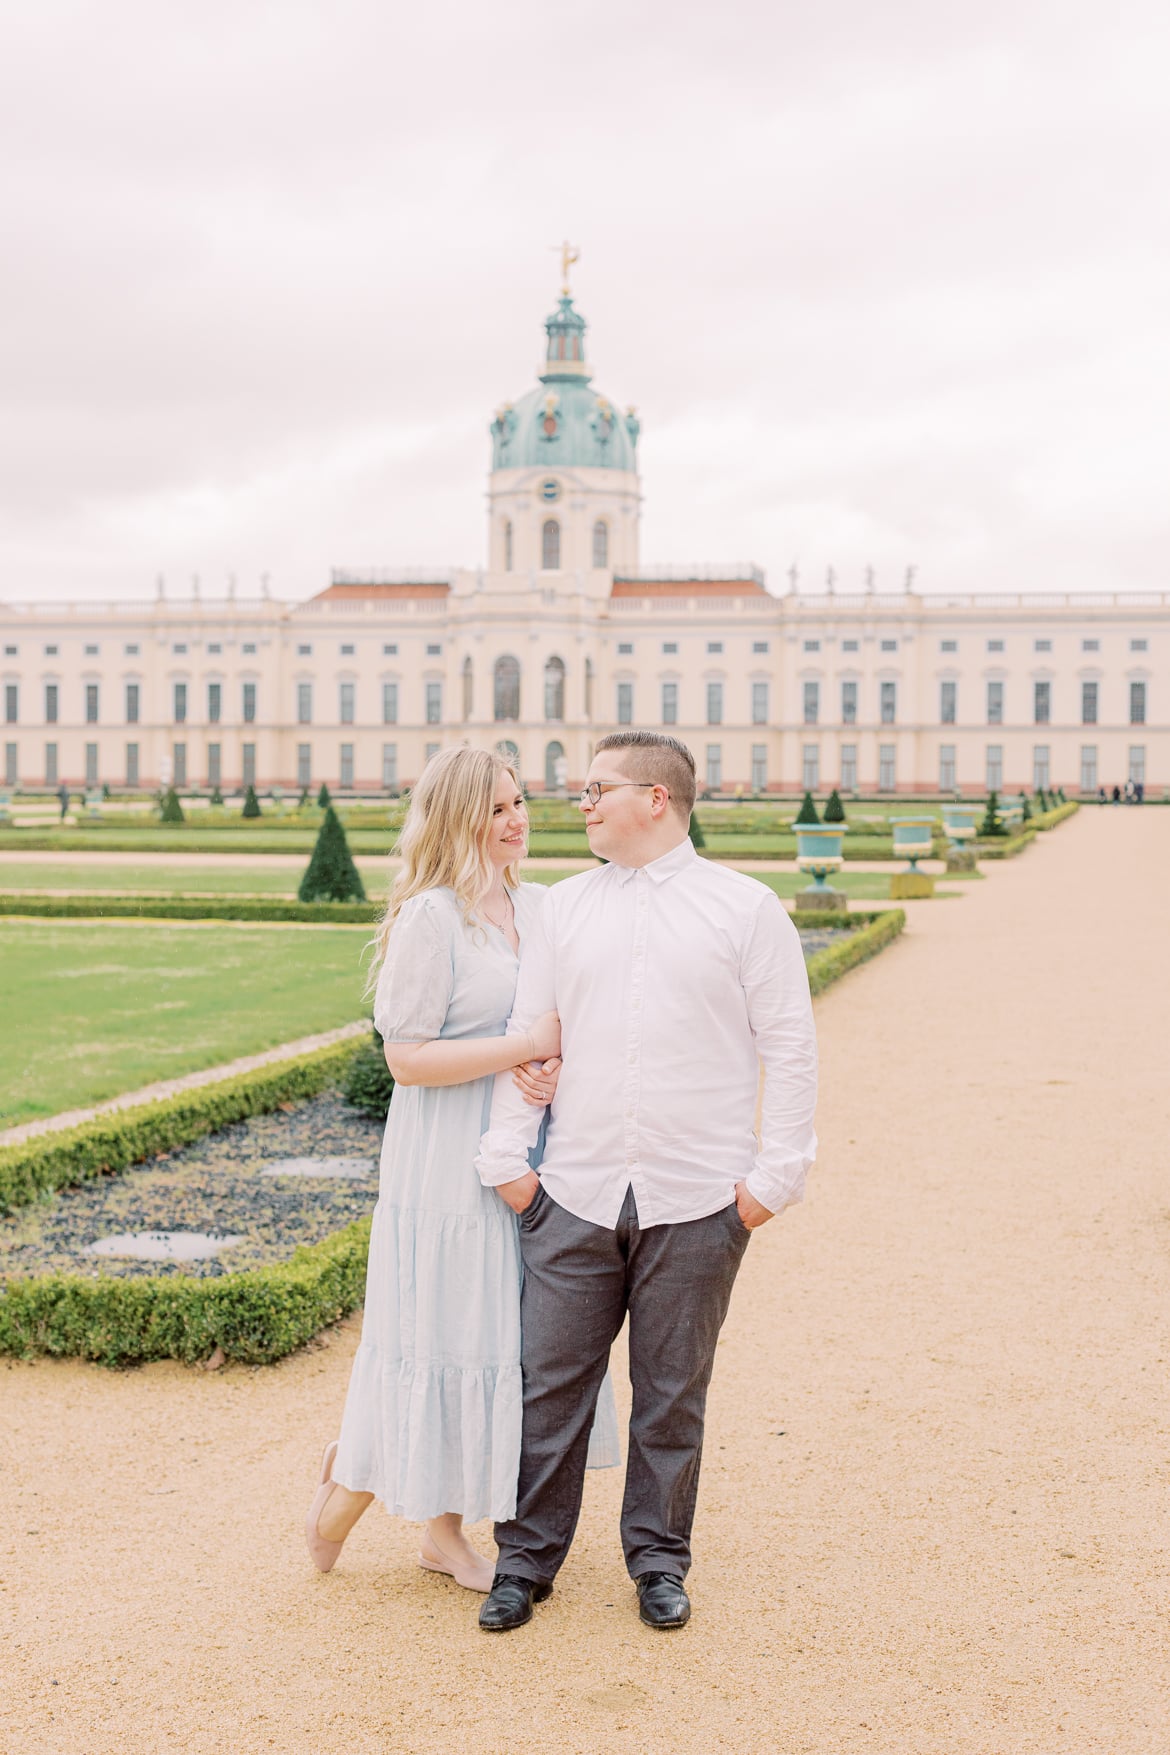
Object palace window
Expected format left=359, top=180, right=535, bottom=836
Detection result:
left=242, top=743, right=256, bottom=787
left=939, top=744, right=956, bottom=791
left=803, top=681, right=819, bottom=725
left=751, top=681, right=768, bottom=725
left=986, top=745, right=1003, bottom=791
left=4, top=685, right=17, bottom=724
left=340, top=744, right=354, bottom=788
left=1033, top=745, right=1050, bottom=790
left=940, top=681, right=956, bottom=724
left=45, top=684, right=58, bottom=724
left=880, top=681, right=897, bottom=724
left=172, top=743, right=187, bottom=787
left=841, top=680, right=857, bottom=725
left=1081, top=681, right=1097, bottom=725
left=1130, top=681, right=1147, bottom=724
left=126, top=683, right=139, bottom=724
left=661, top=681, right=678, bottom=726
left=840, top=745, right=857, bottom=791
left=297, top=744, right=311, bottom=788
left=382, top=744, right=398, bottom=790
left=1033, top=681, right=1050, bottom=724
left=541, top=519, right=561, bottom=570
left=494, top=655, right=520, bottom=722
left=707, top=682, right=723, bottom=725
left=878, top=744, right=896, bottom=790
left=986, top=681, right=1003, bottom=725
left=706, top=744, right=722, bottom=790
left=592, top=521, right=608, bottom=568
left=339, top=682, right=355, bottom=725
left=462, top=657, right=473, bottom=722
left=544, top=656, right=565, bottom=722
left=124, top=743, right=137, bottom=787
left=207, top=744, right=221, bottom=787
left=1080, top=746, right=1097, bottom=792
left=617, top=682, right=633, bottom=725
left=173, top=682, right=187, bottom=724
left=802, top=744, right=819, bottom=790
left=425, top=682, right=442, bottom=725
left=297, top=683, right=312, bottom=724
left=504, top=521, right=513, bottom=571
left=243, top=682, right=256, bottom=724
left=751, top=744, right=767, bottom=790
left=383, top=682, right=398, bottom=724
left=207, top=682, right=222, bottom=724
left=86, top=684, right=99, bottom=723
left=1129, top=746, right=1146, bottom=785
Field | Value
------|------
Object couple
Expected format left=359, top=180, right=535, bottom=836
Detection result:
left=305, top=731, right=818, bottom=1632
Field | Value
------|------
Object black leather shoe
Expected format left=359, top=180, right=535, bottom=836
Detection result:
left=635, top=1571, right=690, bottom=1629
left=478, top=1572, right=553, bottom=1631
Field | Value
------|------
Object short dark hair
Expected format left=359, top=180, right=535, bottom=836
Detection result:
left=594, top=731, right=696, bottom=820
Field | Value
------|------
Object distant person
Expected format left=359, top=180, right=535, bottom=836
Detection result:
left=1097, top=787, right=1106, bottom=806
left=1124, top=779, right=1135, bottom=805
left=1112, top=785, right=1121, bottom=805
left=304, top=748, right=617, bottom=1593
left=1136, top=781, right=1145, bottom=804
left=57, top=784, right=69, bottom=820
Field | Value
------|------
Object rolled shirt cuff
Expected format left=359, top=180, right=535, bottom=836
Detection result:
left=474, top=1129, right=535, bottom=1189
left=745, top=1151, right=815, bottom=1217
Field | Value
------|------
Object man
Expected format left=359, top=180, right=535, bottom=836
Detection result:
left=474, top=732, right=818, bottom=1632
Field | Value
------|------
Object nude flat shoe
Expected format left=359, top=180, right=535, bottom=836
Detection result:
left=418, top=1530, right=496, bottom=1593
left=305, top=1440, right=345, bottom=1573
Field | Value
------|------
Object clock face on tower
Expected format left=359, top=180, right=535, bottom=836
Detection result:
left=540, top=479, right=561, bottom=502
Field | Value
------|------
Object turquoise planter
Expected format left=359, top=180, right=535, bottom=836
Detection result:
left=941, top=804, right=980, bottom=845
left=890, top=815, right=935, bottom=871
left=795, top=824, right=846, bottom=892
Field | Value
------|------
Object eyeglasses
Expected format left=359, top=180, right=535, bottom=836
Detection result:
left=577, top=781, right=665, bottom=808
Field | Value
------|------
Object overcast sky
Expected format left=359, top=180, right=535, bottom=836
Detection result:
left=2, top=0, right=1167, bottom=606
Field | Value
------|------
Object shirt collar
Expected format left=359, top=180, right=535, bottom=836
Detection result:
left=612, top=836, right=698, bottom=886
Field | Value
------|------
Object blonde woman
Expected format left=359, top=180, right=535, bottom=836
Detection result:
left=305, top=748, right=617, bottom=1591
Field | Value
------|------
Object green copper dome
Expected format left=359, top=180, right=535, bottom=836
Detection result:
left=490, top=295, right=640, bottom=472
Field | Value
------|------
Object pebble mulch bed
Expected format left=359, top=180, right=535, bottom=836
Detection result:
left=796, top=925, right=851, bottom=958
left=0, top=1092, right=384, bottom=1282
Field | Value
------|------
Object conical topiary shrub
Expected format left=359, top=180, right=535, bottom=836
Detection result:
left=317, top=782, right=332, bottom=809
left=1020, top=793, right=1032, bottom=822
left=979, top=790, right=1006, bottom=837
left=160, top=786, right=185, bottom=824
left=299, top=805, right=367, bottom=902
left=242, top=784, right=262, bottom=819
left=298, top=786, right=310, bottom=809
left=794, top=791, right=820, bottom=825
left=823, top=788, right=846, bottom=823
left=688, top=811, right=706, bottom=849
left=210, top=785, right=223, bottom=807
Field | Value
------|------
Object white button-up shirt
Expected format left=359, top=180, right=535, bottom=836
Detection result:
left=475, top=837, right=818, bottom=1228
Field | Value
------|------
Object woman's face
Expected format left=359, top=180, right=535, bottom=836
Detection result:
left=486, top=769, right=528, bottom=870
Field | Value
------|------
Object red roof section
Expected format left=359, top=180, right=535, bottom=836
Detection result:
left=310, top=582, right=451, bottom=601
left=610, top=578, right=767, bottom=598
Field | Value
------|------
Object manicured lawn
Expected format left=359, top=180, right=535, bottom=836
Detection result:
left=0, top=921, right=372, bottom=1127
left=0, top=859, right=393, bottom=897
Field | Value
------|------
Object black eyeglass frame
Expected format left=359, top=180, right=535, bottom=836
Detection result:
left=577, top=780, right=667, bottom=808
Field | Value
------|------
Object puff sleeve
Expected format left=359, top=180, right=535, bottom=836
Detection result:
left=372, top=892, right=456, bottom=1044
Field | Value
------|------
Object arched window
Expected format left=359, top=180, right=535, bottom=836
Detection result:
left=544, top=655, right=565, bottom=722
left=504, top=521, right=513, bottom=572
left=461, top=656, right=473, bottom=722
left=541, top=519, right=560, bottom=570
left=584, top=656, right=594, bottom=721
left=493, top=654, right=520, bottom=722
left=545, top=740, right=566, bottom=791
left=592, top=520, right=608, bottom=568
left=496, top=739, right=520, bottom=769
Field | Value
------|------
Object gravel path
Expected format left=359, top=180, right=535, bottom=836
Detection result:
left=3, top=808, right=1166, bottom=1753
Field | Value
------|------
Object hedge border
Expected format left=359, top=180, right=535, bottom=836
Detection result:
left=1033, top=800, right=1079, bottom=830
left=0, top=1214, right=372, bottom=1367
left=0, top=894, right=376, bottom=924
left=802, top=908, right=906, bottom=997
left=0, top=1036, right=363, bottom=1217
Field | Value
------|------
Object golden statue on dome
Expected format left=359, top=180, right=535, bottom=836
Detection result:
left=552, top=239, right=580, bottom=296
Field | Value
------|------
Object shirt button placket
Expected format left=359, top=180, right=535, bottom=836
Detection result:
left=625, top=873, right=648, bottom=1217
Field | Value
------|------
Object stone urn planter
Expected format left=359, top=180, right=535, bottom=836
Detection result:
left=941, top=803, right=981, bottom=872
left=889, top=815, right=936, bottom=898
left=795, top=824, right=847, bottom=912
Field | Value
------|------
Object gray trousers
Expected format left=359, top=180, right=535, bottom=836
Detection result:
left=494, top=1184, right=751, bottom=1584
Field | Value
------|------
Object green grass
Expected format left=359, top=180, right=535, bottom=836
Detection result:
left=0, top=921, right=372, bottom=1127
left=0, top=859, right=393, bottom=897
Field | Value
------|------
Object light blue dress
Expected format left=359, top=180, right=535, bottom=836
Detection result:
left=333, top=882, right=619, bottom=1524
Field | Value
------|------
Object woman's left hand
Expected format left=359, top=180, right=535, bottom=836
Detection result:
left=513, top=1056, right=562, bottom=1107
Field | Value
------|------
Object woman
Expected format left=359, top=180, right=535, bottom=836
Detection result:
left=305, top=748, right=617, bottom=1591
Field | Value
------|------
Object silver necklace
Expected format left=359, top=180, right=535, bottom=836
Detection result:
left=480, top=889, right=514, bottom=930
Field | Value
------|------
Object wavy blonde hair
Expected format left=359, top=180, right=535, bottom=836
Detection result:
left=370, top=747, right=523, bottom=978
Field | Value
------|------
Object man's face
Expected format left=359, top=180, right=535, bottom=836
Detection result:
left=579, top=754, right=662, bottom=864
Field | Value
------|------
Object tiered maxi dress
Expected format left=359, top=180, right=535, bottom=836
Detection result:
left=332, top=882, right=619, bottom=1524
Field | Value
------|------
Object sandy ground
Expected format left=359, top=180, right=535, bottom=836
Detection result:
left=3, top=808, right=1167, bottom=1754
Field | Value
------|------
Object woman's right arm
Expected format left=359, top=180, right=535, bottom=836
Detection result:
left=385, top=1011, right=560, bottom=1089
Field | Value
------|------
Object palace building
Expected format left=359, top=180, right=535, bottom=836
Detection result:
left=1, top=279, right=1166, bottom=799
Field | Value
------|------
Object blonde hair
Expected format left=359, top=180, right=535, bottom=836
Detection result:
left=370, top=747, right=522, bottom=978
